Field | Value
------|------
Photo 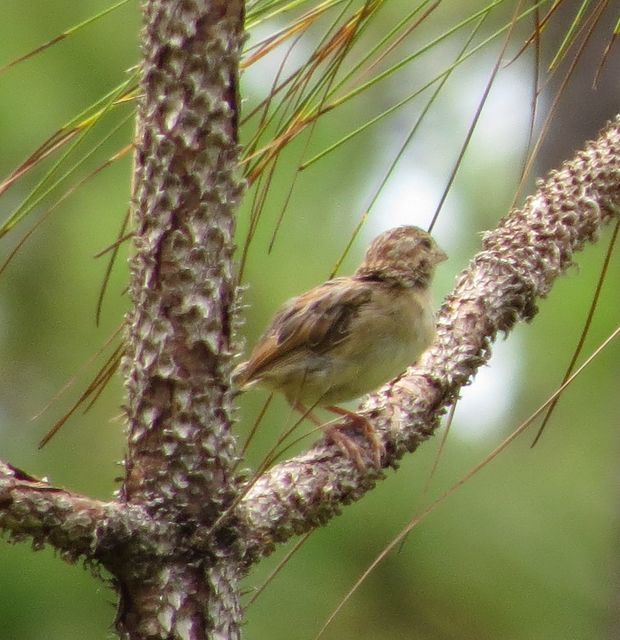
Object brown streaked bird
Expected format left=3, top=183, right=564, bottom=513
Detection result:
left=233, top=225, right=447, bottom=469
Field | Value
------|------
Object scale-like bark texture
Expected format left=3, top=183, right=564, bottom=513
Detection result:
left=118, top=0, right=245, bottom=638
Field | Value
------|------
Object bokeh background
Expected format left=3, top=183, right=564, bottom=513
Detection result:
left=0, top=1, right=619, bottom=639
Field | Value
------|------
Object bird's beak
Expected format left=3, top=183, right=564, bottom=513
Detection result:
left=433, top=247, right=448, bottom=263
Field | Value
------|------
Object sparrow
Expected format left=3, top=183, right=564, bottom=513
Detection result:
left=233, top=225, right=447, bottom=469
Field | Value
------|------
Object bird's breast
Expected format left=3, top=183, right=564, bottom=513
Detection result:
left=321, top=286, right=435, bottom=403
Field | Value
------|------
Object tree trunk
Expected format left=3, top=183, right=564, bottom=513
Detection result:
left=118, top=0, right=245, bottom=637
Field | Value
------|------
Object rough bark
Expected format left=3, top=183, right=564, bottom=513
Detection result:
left=0, top=0, right=619, bottom=638
left=118, top=0, right=245, bottom=637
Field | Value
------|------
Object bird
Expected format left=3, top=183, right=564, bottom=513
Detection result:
left=233, top=225, right=447, bottom=469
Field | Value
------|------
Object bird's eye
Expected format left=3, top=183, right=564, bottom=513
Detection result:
left=420, top=238, right=432, bottom=249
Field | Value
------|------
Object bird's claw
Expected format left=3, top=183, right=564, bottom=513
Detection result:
left=327, top=418, right=384, bottom=470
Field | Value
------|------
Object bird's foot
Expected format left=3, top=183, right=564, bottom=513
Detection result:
left=326, top=406, right=384, bottom=470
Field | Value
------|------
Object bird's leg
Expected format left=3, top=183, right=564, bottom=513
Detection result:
left=291, top=401, right=367, bottom=470
left=290, top=400, right=324, bottom=429
left=326, top=405, right=384, bottom=469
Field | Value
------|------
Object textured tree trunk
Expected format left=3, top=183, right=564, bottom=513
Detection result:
left=118, top=0, right=245, bottom=637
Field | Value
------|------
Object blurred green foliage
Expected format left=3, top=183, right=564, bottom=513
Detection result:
left=0, top=2, right=618, bottom=639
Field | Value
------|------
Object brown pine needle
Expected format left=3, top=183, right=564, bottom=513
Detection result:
left=37, top=334, right=125, bottom=448
left=504, top=0, right=563, bottom=66
left=93, top=230, right=135, bottom=258
left=239, top=394, right=274, bottom=459
left=329, top=211, right=369, bottom=279
left=31, top=324, right=124, bottom=424
left=512, top=0, right=609, bottom=201
left=362, top=1, right=440, bottom=77
left=424, top=398, right=458, bottom=491
left=0, top=129, right=78, bottom=199
left=430, top=0, right=523, bottom=232
left=519, top=4, right=542, bottom=185
left=268, top=5, right=362, bottom=254
left=246, top=532, right=314, bottom=606
left=593, top=29, right=618, bottom=89
left=0, top=0, right=131, bottom=76
left=242, top=5, right=328, bottom=69
left=531, top=215, right=619, bottom=446
left=0, top=145, right=132, bottom=278
left=397, top=398, right=458, bottom=555
left=81, top=346, right=125, bottom=415
left=95, top=208, right=131, bottom=326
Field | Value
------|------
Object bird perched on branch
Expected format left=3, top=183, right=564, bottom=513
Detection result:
left=233, top=225, right=447, bottom=469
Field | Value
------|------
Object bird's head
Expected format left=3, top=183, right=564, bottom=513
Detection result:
left=355, top=226, right=447, bottom=288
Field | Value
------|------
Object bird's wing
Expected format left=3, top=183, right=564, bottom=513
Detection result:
left=236, top=278, right=373, bottom=385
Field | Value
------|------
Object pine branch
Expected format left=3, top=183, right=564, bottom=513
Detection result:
left=0, top=462, right=168, bottom=566
left=236, top=115, right=620, bottom=560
